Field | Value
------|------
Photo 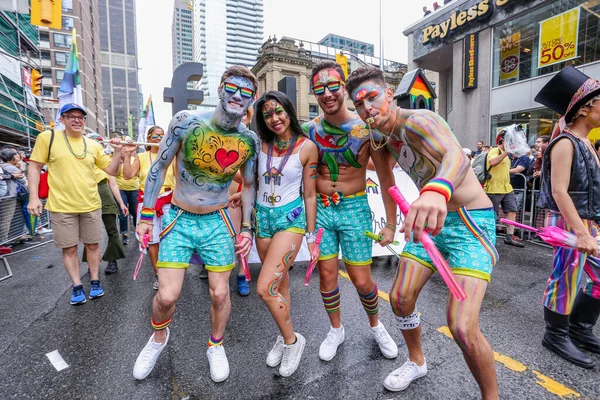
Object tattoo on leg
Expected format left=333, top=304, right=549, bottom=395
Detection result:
left=268, top=245, right=295, bottom=323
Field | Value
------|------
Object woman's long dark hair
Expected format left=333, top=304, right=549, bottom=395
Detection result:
left=254, top=91, right=303, bottom=143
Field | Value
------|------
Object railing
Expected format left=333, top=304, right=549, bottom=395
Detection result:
left=0, top=195, right=49, bottom=247
left=494, top=173, right=528, bottom=240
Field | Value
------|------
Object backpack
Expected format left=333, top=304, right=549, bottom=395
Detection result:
left=472, top=151, right=491, bottom=184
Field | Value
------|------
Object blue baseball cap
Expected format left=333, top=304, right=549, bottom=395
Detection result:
left=60, top=103, right=87, bottom=116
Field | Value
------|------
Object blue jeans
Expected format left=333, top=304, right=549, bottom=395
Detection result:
left=119, top=189, right=138, bottom=233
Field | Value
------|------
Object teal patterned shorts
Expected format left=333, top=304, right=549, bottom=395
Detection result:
left=401, top=208, right=498, bottom=282
left=157, top=206, right=235, bottom=272
left=317, top=193, right=372, bottom=266
left=256, top=197, right=306, bottom=239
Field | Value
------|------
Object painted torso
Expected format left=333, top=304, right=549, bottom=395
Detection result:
left=302, top=113, right=377, bottom=194
left=385, top=126, right=437, bottom=189
left=161, top=111, right=258, bottom=210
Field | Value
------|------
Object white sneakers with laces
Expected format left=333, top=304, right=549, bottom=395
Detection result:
left=207, top=345, right=230, bottom=383
left=319, top=325, right=345, bottom=361
left=384, top=358, right=428, bottom=392
left=279, top=333, right=306, bottom=377
left=133, top=328, right=170, bottom=380
left=266, top=335, right=284, bottom=367
left=371, top=321, right=399, bottom=358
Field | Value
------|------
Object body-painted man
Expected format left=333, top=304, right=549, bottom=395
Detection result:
left=132, top=66, right=259, bottom=383
left=347, top=66, right=499, bottom=398
left=302, top=60, right=399, bottom=361
left=534, top=65, right=600, bottom=369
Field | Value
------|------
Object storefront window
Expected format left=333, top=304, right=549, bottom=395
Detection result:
left=492, top=0, right=600, bottom=88
left=490, top=107, right=560, bottom=146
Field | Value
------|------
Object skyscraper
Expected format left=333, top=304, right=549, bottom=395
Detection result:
left=194, top=0, right=263, bottom=109
left=98, top=0, right=141, bottom=135
left=172, top=0, right=194, bottom=70
left=38, top=0, right=105, bottom=135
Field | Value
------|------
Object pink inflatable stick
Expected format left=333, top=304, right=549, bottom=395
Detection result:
left=388, top=186, right=467, bottom=302
left=237, top=236, right=251, bottom=282
left=133, top=234, right=150, bottom=281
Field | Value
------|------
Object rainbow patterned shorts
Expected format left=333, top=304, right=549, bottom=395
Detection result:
left=157, top=206, right=236, bottom=272
left=401, top=207, right=498, bottom=282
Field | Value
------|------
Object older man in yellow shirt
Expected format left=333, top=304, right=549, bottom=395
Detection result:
left=27, top=103, right=123, bottom=305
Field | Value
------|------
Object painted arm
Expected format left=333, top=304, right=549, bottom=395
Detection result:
left=401, top=112, right=470, bottom=241
left=550, top=138, right=598, bottom=256
left=236, top=130, right=259, bottom=256
left=371, top=146, right=397, bottom=246
left=301, top=140, right=318, bottom=234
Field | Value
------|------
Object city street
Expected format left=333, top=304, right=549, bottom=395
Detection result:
left=0, top=235, right=598, bottom=399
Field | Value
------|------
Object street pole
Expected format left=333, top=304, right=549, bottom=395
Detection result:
left=105, top=104, right=110, bottom=137
left=379, top=0, right=384, bottom=70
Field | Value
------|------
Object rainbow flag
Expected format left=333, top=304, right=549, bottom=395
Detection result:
left=137, top=95, right=155, bottom=144
left=55, top=28, right=83, bottom=129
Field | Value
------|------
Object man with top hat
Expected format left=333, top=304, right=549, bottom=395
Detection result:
left=535, top=65, right=600, bottom=368
left=27, top=104, right=124, bottom=305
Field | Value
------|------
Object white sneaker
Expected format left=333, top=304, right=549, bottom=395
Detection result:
left=266, top=335, right=284, bottom=367
left=371, top=321, right=398, bottom=359
left=207, top=345, right=230, bottom=382
left=383, top=358, right=427, bottom=392
left=132, top=328, right=170, bottom=380
left=319, top=326, right=345, bottom=361
left=279, top=333, right=306, bottom=377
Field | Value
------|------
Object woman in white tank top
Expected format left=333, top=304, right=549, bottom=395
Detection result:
left=252, top=91, right=319, bottom=377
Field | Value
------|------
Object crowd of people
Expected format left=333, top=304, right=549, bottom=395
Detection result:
left=17, top=62, right=600, bottom=398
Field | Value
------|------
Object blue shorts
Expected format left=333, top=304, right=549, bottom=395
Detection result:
left=157, top=206, right=236, bottom=272
left=401, top=207, right=498, bottom=282
left=256, top=197, right=306, bottom=238
left=317, top=192, right=372, bottom=266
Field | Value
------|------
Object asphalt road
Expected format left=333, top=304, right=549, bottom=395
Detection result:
left=0, top=233, right=598, bottom=400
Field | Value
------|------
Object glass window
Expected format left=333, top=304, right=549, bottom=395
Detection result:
left=492, top=0, right=600, bottom=88
left=62, top=0, right=73, bottom=12
left=54, top=52, right=68, bottom=66
left=56, top=70, right=65, bottom=82
left=53, top=33, right=72, bottom=48
left=491, top=107, right=559, bottom=146
left=62, top=16, right=74, bottom=31
left=41, top=51, right=51, bottom=60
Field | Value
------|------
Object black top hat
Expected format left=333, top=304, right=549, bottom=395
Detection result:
left=534, top=65, right=600, bottom=123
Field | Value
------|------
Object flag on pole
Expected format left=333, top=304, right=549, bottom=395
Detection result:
left=55, top=28, right=83, bottom=130
left=137, top=95, right=155, bottom=144
left=128, top=113, right=133, bottom=138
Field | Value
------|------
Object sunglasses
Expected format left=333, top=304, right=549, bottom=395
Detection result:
left=223, top=82, right=255, bottom=99
left=150, top=134, right=163, bottom=139
left=313, top=81, right=344, bottom=96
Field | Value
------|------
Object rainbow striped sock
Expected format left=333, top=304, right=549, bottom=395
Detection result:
left=151, top=316, right=172, bottom=330
left=358, top=284, right=379, bottom=315
left=321, top=286, right=341, bottom=314
left=208, top=334, right=224, bottom=347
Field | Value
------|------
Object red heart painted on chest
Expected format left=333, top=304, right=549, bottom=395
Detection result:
left=215, top=148, right=239, bottom=170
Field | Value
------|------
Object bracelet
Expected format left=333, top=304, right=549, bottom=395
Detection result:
left=305, top=231, right=316, bottom=244
left=140, top=207, right=155, bottom=222
left=139, top=220, right=154, bottom=226
left=420, top=178, right=454, bottom=203
left=385, top=223, right=396, bottom=231
left=241, top=221, right=254, bottom=231
left=240, top=227, right=254, bottom=236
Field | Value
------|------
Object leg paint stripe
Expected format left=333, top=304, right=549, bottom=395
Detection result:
left=321, top=287, right=341, bottom=313
left=358, top=285, right=379, bottom=315
left=151, top=316, right=172, bottom=330
left=208, top=335, right=224, bottom=347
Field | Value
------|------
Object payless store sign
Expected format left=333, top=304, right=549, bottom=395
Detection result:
left=462, top=33, right=478, bottom=90
left=422, top=0, right=531, bottom=45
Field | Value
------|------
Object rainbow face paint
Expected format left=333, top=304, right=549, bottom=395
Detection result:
left=220, top=76, right=255, bottom=120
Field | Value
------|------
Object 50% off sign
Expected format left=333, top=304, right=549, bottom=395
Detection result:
left=538, top=7, right=580, bottom=68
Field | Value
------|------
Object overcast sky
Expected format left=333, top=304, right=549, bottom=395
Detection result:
left=135, top=0, right=426, bottom=126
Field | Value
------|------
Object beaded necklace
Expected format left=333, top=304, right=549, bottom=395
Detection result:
left=63, top=132, right=88, bottom=159
left=265, top=134, right=298, bottom=205
left=275, top=136, right=293, bottom=152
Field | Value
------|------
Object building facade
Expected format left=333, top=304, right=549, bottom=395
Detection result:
left=98, top=0, right=140, bottom=135
left=252, top=37, right=406, bottom=124
left=38, top=0, right=105, bottom=135
left=172, top=0, right=194, bottom=70
left=193, top=0, right=263, bottom=110
left=318, top=34, right=375, bottom=57
left=0, top=10, right=43, bottom=147
left=404, top=0, right=600, bottom=147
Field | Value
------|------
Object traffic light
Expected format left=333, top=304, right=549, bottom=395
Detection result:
left=336, top=53, right=349, bottom=80
left=30, top=0, right=62, bottom=29
left=31, top=69, right=43, bottom=96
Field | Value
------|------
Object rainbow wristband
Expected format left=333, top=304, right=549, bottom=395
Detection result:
left=140, top=207, right=155, bottom=222
left=420, top=178, right=454, bottom=203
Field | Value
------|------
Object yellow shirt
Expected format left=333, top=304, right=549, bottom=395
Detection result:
left=30, top=130, right=111, bottom=213
left=92, top=167, right=109, bottom=184
left=484, top=147, right=513, bottom=194
left=138, top=151, right=175, bottom=194
left=115, top=156, right=140, bottom=191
